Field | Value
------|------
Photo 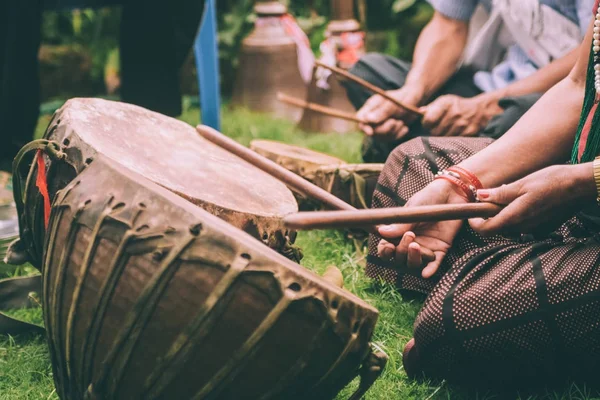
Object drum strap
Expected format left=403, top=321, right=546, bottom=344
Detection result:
left=0, top=275, right=45, bottom=335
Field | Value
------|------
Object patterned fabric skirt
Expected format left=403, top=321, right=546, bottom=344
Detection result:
left=367, top=137, right=600, bottom=387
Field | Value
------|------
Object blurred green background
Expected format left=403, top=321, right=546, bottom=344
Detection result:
left=39, top=0, right=433, bottom=103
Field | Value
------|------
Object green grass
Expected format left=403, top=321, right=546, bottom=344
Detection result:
left=4, top=107, right=600, bottom=399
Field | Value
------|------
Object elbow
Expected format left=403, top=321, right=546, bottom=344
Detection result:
left=428, top=12, right=469, bottom=44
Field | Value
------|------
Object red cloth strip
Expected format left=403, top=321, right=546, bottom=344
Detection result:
left=578, top=102, right=599, bottom=161
left=35, top=150, right=51, bottom=229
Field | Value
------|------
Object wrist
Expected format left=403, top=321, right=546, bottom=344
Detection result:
left=397, top=80, right=427, bottom=105
left=475, top=91, right=503, bottom=106
left=575, top=162, right=599, bottom=204
left=431, top=176, right=472, bottom=204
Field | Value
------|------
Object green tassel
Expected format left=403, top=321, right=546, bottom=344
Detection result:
left=571, top=44, right=600, bottom=164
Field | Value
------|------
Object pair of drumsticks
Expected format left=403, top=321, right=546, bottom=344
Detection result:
left=278, top=61, right=424, bottom=125
left=196, top=126, right=501, bottom=233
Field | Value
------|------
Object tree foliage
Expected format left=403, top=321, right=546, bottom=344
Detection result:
left=38, top=1, right=432, bottom=98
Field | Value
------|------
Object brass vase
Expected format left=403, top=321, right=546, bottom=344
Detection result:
left=232, top=1, right=307, bottom=122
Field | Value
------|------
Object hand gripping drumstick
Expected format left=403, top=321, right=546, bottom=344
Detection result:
left=283, top=203, right=502, bottom=230
left=277, top=93, right=366, bottom=124
left=315, top=60, right=424, bottom=117
left=196, top=126, right=437, bottom=260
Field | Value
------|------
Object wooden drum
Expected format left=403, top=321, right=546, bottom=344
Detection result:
left=8, top=99, right=387, bottom=399
left=14, top=99, right=300, bottom=266
left=250, top=140, right=383, bottom=209
left=38, top=156, right=385, bottom=399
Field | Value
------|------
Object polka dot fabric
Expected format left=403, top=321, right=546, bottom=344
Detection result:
left=367, top=137, right=600, bottom=386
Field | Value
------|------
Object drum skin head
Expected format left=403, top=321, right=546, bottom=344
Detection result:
left=57, top=98, right=297, bottom=218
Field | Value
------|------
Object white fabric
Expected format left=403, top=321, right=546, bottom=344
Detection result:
left=464, top=0, right=582, bottom=71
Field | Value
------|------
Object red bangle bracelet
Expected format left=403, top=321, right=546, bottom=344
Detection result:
left=434, top=175, right=476, bottom=202
left=448, top=166, right=483, bottom=190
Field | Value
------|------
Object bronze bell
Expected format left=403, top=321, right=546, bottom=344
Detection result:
left=232, top=1, right=308, bottom=122
left=298, top=0, right=365, bottom=134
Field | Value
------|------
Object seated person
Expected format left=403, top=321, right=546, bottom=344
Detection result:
left=343, top=0, right=593, bottom=163
left=366, top=9, right=600, bottom=387
left=0, top=0, right=205, bottom=167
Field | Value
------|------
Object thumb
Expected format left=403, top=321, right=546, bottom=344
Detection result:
left=476, top=183, right=520, bottom=205
left=378, top=224, right=411, bottom=239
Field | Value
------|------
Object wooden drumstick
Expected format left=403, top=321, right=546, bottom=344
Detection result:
left=283, top=203, right=502, bottom=230
left=196, top=126, right=438, bottom=260
left=322, top=266, right=344, bottom=288
left=278, top=93, right=365, bottom=124
left=315, top=60, right=424, bottom=117
left=196, top=126, right=356, bottom=211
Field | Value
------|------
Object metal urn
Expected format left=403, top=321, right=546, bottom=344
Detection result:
left=298, top=0, right=365, bottom=134
left=232, top=1, right=308, bottom=122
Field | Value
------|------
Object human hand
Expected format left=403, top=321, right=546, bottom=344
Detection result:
left=356, top=85, right=424, bottom=140
left=421, top=93, right=503, bottom=137
left=376, top=179, right=468, bottom=279
left=470, top=164, right=596, bottom=236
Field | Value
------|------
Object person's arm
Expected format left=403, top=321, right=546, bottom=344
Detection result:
left=404, top=11, right=470, bottom=100
left=421, top=47, right=581, bottom=137
left=377, top=21, right=594, bottom=276
left=357, top=11, right=469, bottom=138
left=493, top=47, right=580, bottom=99
left=458, top=20, right=594, bottom=187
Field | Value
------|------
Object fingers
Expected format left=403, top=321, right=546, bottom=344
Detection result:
left=422, top=253, right=444, bottom=279
left=357, top=95, right=384, bottom=123
left=373, top=119, right=407, bottom=139
left=377, top=233, right=437, bottom=272
left=378, top=224, right=411, bottom=239
left=394, top=231, right=415, bottom=265
left=421, top=98, right=451, bottom=132
left=469, top=194, right=529, bottom=236
left=357, top=95, right=398, bottom=125
left=394, top=124, right=410, bottom=140
left=359, top=122, right=374, bottom=136
left=460, top=124, right=480, bottom=137
left=476, top=183, right=521, bottom=205
left=407, top=242, right=423, bottom=269
left=377, top=239, right=395, bottom=258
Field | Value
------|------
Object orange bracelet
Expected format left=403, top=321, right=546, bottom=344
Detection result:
left=434, top=174, right=476, bottom=202
left=448, top=166, right=483, bottom=190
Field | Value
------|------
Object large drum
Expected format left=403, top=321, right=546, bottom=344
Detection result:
left=34, top=154, right=385, bottom=399
left=14, top=99, right=300, bottom=266
left=250, top=140, right=383, bottom=209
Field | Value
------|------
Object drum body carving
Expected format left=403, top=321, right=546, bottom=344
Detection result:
left=38, top=157, right=383, bottom=399
left=20, top=98, right=299, bottom=264
left=250, top=140, right=382, bottom=209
